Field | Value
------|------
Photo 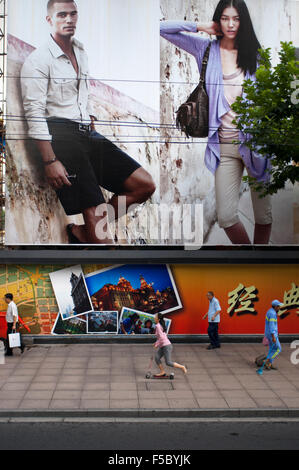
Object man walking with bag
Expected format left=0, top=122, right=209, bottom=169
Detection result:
left=4, top=293, right=25, bottom=356
left=203, top=291, right=221, bottom=350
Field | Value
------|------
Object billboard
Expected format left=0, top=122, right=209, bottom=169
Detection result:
left=0, top=264, right=298, bottom=335
left=5, top=0, right=299, bottom=246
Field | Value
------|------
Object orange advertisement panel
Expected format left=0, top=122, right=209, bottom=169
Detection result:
left=169, top=264, right=299, bottom=334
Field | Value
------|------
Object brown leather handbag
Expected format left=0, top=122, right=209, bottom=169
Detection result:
left=176, top=43, right=211, bottom=138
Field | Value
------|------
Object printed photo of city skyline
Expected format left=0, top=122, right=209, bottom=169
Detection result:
left=85, top=264, right=182, bottom=316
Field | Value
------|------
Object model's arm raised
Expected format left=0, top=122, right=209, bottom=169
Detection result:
left=160, top=20, right=221, bottom=57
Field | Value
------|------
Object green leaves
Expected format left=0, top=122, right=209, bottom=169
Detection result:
left=232, top=42, right=299, bottom=195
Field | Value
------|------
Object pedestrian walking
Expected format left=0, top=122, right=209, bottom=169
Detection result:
left=203, top=291, right=221, bottom=349
left=154, top=313, right=187, bottom=377
left=257, top=299, right=283, bottom=375
left=4, top=293, right=25, bottom=356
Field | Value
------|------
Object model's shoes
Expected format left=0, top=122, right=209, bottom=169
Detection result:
left=216, top=345, right=221, bottom=348
left=207, top=345, right=216, bottom=350
left=66, top=224, right=82, bottom=244
left=20, top=345, right=26, bottom=354
left=5, top=353, right=12, bottom=357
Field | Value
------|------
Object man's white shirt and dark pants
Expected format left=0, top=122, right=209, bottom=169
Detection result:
left=207, top=296, right=221, bottom=349
left=5, top=299, right=25, bottom=356
left=21, top=35, right=142, bottom=220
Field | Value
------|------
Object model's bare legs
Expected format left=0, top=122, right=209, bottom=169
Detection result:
left=70, top=168, right=155, bottom=243
left=224, top=222, right=251, bottom=245
left=71, top=204, right=114, bottom=244
left=108, top=168, right=156, bottom=219
left=254, top=223, right=272, bottom=244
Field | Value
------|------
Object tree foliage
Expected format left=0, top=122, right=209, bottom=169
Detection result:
left=232, top=42, right=299, bottom=196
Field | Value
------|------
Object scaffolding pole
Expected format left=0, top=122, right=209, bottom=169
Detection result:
left=0, top=0, right=6, bottom=246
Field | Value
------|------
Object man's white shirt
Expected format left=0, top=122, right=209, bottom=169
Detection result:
left=21, top=35, right=97, bottom=141
left=6, top=301, right=18, bottom=323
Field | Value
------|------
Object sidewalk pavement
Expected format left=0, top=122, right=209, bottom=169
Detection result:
left=0, top=343, right=298, bottom=417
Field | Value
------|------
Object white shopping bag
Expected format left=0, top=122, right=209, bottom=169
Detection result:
left=8, top=333, right=21, bottom=348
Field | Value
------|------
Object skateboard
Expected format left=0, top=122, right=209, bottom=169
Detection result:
left=145, top=372, right=174, bottom=380
left=145, top=355, right=174, bottom=379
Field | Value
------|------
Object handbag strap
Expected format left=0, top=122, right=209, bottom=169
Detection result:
left=199, top=43, right=211, bottom=85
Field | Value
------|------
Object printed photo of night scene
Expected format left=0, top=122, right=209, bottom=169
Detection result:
left=85, top=265, right=182, bottom=315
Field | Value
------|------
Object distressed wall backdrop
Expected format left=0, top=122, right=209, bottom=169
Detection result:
left=160, top=0, right=299, bottom=244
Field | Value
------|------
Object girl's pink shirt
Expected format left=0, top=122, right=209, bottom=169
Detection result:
left=155, top=322, right=171, bottom=348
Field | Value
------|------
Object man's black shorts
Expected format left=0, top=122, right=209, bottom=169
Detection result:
left=47, top=118, right=141, bottom=216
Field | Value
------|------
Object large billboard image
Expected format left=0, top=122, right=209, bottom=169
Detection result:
left=4, top=0, right=299, bottom=246
left=159, top=0, right=299, bottom=245
left=0, top=264, right=297, bottom=336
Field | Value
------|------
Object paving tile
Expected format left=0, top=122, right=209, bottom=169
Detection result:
left=280, top=398, right=299, bottom=408
left=168, top=399, right=198, bottom=409
left=86, top=369, right=111, bottom=376
left=29, top=382, right=57, bottom=391
left=196, top=398, right=229, bottom=409
left=1, top=382, right=29, bottom=391
left=110, top=400, right=139, bottom=409
left=19, top=400, right=51, bottom=409
left=110, top=375, right=136, bottom=382
left=56, top=382, right=84, bottom=391
left=193, top=390, right=222, bottom=399
left=221, top=390, right=254, bottom=398
left=0, top=400, right=22, bottom=409
left=254, top=398, right=287, bottom=408
left=81, top=391, right=109, bottom=400
left=138, top=391, right=168, bottom=399
left=165, top=390, right=195, bottom=399
left=6, top=376, right=32, bottom=383
left=23, top=390, right=54, bottom=400
left=225, top=398, right=257, bottom=408
left=110, top=391, right=138, bottom=400
left=139, top=399, right=169, bottom=409
left=248, top=389, right=278, bottom=399
left=83, top=383, right=110, bottom=391
left=50, top=399, right=81, bottom=409
left=0, top=390, right=26, bottom=399
left=275, top=389, right=299, bottom=398
left=33, top=375, right=60, bottom=383
left=52, top=390, right=81, bottom=400
left=110, top=382, right=137, bottom=391
left=80, top=400, right=109, bottom=409
left=189, top=382, right=216, bottom=391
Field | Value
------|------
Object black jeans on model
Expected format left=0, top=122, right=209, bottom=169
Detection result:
left=208, top=322, right=220, bottom=348
left=6, top=322, right=25, bottom=356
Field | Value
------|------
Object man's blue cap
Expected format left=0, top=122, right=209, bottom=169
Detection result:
left=272, top=300, right=284, bottom=307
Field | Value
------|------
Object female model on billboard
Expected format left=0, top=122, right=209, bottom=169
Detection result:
left=160, top=0, right=272, bottom=245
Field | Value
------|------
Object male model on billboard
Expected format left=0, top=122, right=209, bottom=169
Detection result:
left=203, top=291, right=221, bottom=349
left=21, top=0, right=155, bottom=244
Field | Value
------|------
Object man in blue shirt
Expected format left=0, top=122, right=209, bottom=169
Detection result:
left=257, top=299, right=283, bottom=375
left=203, top=291, right=221, bottom=350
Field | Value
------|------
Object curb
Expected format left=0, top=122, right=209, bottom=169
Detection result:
left=0, top=408, right=299, bottom=419
left=25, top=334, right=299, bottom=345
